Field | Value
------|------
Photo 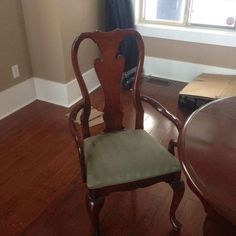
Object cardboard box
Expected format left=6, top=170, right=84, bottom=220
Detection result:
left=179, top=73, right=236, bottom=108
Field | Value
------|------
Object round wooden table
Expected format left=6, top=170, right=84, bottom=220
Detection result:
left=178, top=96, right=236, bottom=235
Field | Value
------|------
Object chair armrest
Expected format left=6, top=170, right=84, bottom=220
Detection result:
left=141, top=95, right=183, bottom=132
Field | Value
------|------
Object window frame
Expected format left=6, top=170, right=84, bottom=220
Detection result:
left=139, top=0, right=236, bottom=31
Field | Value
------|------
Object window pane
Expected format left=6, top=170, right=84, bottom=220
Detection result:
left=144, top=0, right=186, bottom=23
left=190, top=0, right=236, bottom=28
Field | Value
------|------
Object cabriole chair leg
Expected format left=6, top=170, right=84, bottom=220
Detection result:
left=169, top=179, right=185, bottom=231
left=86, top=193, right=105, bottom=236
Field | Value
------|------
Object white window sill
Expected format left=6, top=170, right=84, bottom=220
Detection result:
left=136, top=23, right=236, bottom=48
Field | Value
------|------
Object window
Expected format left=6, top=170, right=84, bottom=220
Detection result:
left=190, top=0, right=236, bottom=28
left=141, top=0, right=236, bottom=30
left=142, top=0, right=188, bottom=25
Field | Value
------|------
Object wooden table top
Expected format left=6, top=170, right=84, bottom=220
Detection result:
left=179, top=96, right=236, bottom=226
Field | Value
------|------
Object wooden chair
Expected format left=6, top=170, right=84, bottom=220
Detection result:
left=69, top=29, right=185, bottom=236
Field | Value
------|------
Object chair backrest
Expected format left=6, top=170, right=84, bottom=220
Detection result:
left=71, top=29, right=145, bottom=137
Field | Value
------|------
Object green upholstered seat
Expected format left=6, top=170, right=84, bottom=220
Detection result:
left=84, top=129, right=181, bottom=189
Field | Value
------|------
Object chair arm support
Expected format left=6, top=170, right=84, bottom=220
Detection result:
left=141, top=95, right=183, bottom=132
left=68, top=101, right=87, bottom=182
left=68, top=101, right=85, bottom=147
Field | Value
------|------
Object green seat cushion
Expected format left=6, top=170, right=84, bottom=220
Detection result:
left=84, top=129, right=181, bottom=189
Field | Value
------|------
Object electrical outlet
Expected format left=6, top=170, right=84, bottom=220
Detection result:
left=11, top=64, right=20, bottom=79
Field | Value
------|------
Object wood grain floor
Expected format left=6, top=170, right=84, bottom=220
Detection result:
left=0, top=79, right=205, bottom=236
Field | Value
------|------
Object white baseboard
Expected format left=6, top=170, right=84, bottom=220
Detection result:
left=34, top=77, right=69, bottom=107
left=0, top=79, right=36, bottom=120
left=2, top=60, right=236, bottom=120
left=0, top=69, right=100, bottom=120
left=34, top=68, right=100, bottom=107
left=144, top=56, right=236, bottom=82
left=67, top=69, right=100, bottom=107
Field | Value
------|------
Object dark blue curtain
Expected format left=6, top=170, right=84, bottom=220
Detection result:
left=105, top=0, right=138, bottom=89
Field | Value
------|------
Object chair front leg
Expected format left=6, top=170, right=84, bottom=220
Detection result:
left=168, top=179, right=185, bottom=231
left=86, top=192, right=105, bottom=236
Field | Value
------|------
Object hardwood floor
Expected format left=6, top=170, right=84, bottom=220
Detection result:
left=0, top=79, right=205, bottom=236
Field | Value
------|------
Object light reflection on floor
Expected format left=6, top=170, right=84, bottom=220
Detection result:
left=144, top=112, right=155, bottom=132
left=144, top=111, right=178, bottom=147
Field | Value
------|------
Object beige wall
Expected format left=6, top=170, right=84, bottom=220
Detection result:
left=22, top=0, right=102, bottom=84
left=2, top=0, right=235, bottom=91
left=0, top=0, right=32, bottom=92
left=143, top=37, right=236, bottom=70
left=58, top=0, right=101, bottom=82
left=21, top=0, right=66, bottom=83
